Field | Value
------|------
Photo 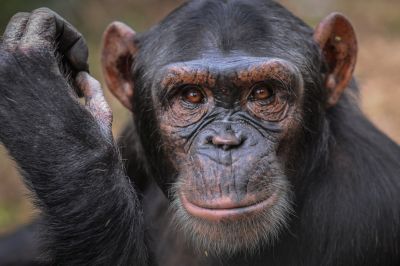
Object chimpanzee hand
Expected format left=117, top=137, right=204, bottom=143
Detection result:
left=0, top=9, right=145, bottom=265
left=0, top=8, right=113, bottom=162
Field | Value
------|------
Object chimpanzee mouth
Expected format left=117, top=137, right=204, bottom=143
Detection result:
left=180, top=192, right=278, bottom=222
left=172, top=179, right=292, bottom=255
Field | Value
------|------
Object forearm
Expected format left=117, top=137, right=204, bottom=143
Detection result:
left=22, top=143, right=147, bottom=265
left=0, top=52, right=147, bottom=266
left=50, top=152, right=146, bottom=265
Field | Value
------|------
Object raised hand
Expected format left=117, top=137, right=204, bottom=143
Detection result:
left=2, top=8, right=88, bottom=71
left=0, top=8, right=146, bottom=265
left=0, top=8, right=113, bottom=150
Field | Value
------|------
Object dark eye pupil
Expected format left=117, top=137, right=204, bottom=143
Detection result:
left=253, top=86, right=271, bottom=101
left=184, top=88, right=203, bottom=104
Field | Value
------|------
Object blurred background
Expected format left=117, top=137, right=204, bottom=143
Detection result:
left=0, top=0, right=399, bottom=234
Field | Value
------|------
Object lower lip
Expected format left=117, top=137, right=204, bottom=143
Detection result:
left=180, top=192, right=278, bottom=222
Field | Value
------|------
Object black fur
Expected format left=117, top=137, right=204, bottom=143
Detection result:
left=1, top=0, right=400, bottom=265
left=0, top=50, right=147, bottom=264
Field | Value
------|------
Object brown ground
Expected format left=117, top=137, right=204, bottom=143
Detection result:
left=0, top=0, right=399, bottom=234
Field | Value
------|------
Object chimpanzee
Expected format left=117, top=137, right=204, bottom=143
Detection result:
left=0, top=0, right=399, bottom=265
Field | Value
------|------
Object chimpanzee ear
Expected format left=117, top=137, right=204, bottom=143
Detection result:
left=101, top=22, right=138, bottom=111
left=314, top=13, right=358, bottom=107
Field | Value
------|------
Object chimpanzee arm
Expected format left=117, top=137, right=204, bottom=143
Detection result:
left=0, top=8, right=147, bottom=266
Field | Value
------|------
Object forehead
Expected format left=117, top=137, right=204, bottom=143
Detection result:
left=138, top=0, right=319, bottom=90
left=158, top=56, right=300, bottom=88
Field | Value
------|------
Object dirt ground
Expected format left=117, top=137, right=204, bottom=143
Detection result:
left=0, top=0, right=399, bottom=234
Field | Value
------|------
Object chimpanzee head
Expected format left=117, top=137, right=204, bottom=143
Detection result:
left=101, top=0, right=357, bottom=255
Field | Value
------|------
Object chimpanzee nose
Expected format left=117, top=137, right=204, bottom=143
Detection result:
left=212, top=134, right=240, bottom=149
left=211, top=131, right=244, bottom=150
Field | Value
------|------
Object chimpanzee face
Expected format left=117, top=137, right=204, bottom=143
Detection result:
left=101, top=0, right=356, bottom=255
left=152, top=56, right=303, bottom=252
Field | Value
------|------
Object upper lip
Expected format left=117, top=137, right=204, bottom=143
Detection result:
left=197, top=150, right=238, bottom=165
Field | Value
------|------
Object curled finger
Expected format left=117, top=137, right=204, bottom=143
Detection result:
left=2, top=12, right=30, bottom=50
left=76, top=72, right=113, bottom=137
left=19, top=8, right=89, bottom=72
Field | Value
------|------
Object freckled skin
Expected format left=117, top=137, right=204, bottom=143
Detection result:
left=155, top=56, right=303, bottom=253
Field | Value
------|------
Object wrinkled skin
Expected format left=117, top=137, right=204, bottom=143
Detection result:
left=156, top=57, right=302, bottom=252
left=1, top=1, right=400, bottom=266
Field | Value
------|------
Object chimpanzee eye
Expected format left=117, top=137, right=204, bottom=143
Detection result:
left=182, top=86, right=205, bottom=105
left=249, top=83, right=274, bottom=102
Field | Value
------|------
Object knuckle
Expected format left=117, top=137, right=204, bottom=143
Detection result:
left=73, top=30, right=83, bottom=39
left=10, top=12, right=29, bottom=21
left=31, top=7, right=54, bottom=21
left=89, top=78, right=101, bottom=88
left=84, top=74, right=101, bottom=89
left=33, top=7, right=53, bottom=15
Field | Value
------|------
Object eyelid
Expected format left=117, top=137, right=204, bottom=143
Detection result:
left=181, top=85, right=207, bottom=104
left=249, top=78, right=291, bottom=97
left=246, top=81, right=273, bottom=100
left=180, top=84, right=202, bottom=94
left=162, top=83, right=188, bottom=102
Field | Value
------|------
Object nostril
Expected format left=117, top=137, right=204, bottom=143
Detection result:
left=204, top=135, right=213, bottom=145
